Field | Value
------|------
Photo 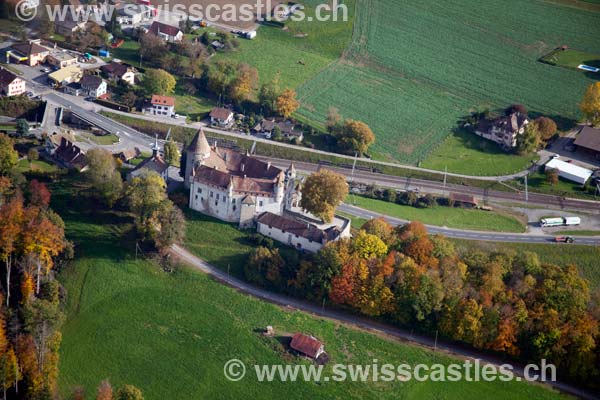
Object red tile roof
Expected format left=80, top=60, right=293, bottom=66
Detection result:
left=0, top=68, right=19, bottom=86
left=209, top=107, right=233, bottom=120
left=574, top=126, right=600, bottom=153
left=151, top=94, right=175, bottom=107
left=290, top=333, right=323, bottom=359
left=149, top=21, right=182, bottom=37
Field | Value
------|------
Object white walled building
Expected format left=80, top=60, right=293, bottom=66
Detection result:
left=145, top=95, right=175, bottom=116
left=0, top=68, right=26, bottom=97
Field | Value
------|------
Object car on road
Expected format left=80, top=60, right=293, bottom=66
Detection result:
left=554, top=236, right=575, bottom=243
left=41, top=67, right=51, bottom=73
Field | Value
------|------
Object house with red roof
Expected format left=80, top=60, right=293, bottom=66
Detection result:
left=148, top=21, right=183, bottom=42
left=144, top=94, right=176, bottom=117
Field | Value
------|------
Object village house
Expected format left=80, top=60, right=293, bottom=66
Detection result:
left=0, top=68, right=26, bottom=97
left=80, top=75, right=108, bottom=98
left=100, top=61, right=136, bottom=85
left=574, top=126, right=600, bottom=160
left=209, top=107, right=234, bottom=128
left=128, top=154, right=169, bottom=181
left=52, top=137, right=88, bottom=171
left=115, top=3, right=153, bottom=25
left=474, top=112, right=529, bottom=149
left=48, top=65, right=83, bottom=87
left=115, top=148, right=141, bottom=163
left=144, top=94, right=176, bottom=116
left=290, top=333, right=325, bottom=360
left=256, top=212, right=350, bottom=253
left=148, top=21, right=183, bottom=42
left=46, top=51, right=79, bottom=69
left=254, top=119, right=303, bottom=142
left=54, top=18, right=87, bottom=37
left=6, top=41, right=50, bottom=66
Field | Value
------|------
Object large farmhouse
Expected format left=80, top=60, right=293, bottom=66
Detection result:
left=475, top=112, right=529, bottom=149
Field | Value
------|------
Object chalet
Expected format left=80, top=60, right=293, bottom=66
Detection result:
left=290, top=333, right=325, bottom=360
left=148, top=21, right=183, bottom=42
left=101, top=62, right=135, bottom=85
left=53, top=137, right=88, bottom=171
left=254, top=119, right=303, bottom=142
left=6, top=41, right=50, bottom=66
left=256, top=212, right=350, bottom=253
left=574, top=126, right=600, bottom=160
left=144, top=95, right=175, bottom=116
left=80, top=75, right=107, bottom=98
left=0, top=68, right=26, bottom=97
left=474, top=112, right=529, bottom=149
left=209, top=107, right=234, bottom=128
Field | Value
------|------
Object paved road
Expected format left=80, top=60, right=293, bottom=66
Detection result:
left=338, top=204, right=600, bottom=246
left=171, top=244, right=596, bottom=400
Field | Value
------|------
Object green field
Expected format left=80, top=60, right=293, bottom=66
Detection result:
left=541, top=48, right=600, bottom=69
left=212, top=0, right=356, bottom=88
left=451, top=238, right=600, bottom=290
left=296, top=0, right=600, bottom=169
left=15, top=158, right=59, bottom=173
left=347, top=195, right=526, bottom=233
left=54, top=179, right=567, bottom=399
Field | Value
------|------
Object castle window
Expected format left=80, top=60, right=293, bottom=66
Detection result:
left=259, top=201, right=263, bottom=207
left=232, top=198, right=236, bottom=204
left=195, top=195, right=198, bottom=200
left=216, top=193, right=220, bottom=200
left=215, top=201, right=218, bottom=206
left=197, top=188, right=202, bottom=194
left=210, top=191, right=214, bottom=198
left=233, top=205, right=237, bottom=211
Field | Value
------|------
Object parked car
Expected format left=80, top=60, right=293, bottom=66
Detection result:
left=554, top=236, right=575, bottom=243
left=41, top=67, right=50, bottom=73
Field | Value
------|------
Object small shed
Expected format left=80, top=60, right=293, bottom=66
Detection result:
left=290, top=333, right=324, bottom=360
left=449, top=193, right=479, bottom=208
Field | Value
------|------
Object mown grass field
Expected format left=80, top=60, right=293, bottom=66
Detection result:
left=212, top=0, right=356, bottom=88
left=15, top=158, right=59, bottom=173
left=296, top=0, right=600, bottom=170
left=347, top=195, right=527, bottom=233
left=54, top=178, right=568, bottom=399
left=451, top=239, right=600, bottom=290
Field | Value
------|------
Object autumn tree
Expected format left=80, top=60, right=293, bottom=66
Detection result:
left=27, top=148, right=38, bottom=166
left=580, top=82, right=600, bottom=127
left=229, top=64, right=259, bottom=104
left=138, top=33, right=168, bottom=66
left=97, top=379, right=114, bottom=400
left=276, top=88, right=299, bottom=118
left=28, top=179, right=51, bottom=209
left=116, top=384, right=144, bottom=400
left=336, top=119, right=375, bottom=155
left=546, top=168, right=559, bottom=185
left=154, top=201, right=185, bottom=250
left=244, top=246, right=285, bottom=287
left=86, top=148, right=123, bottom=207
left=125, top=171, right=168, bottom=241
left=163, top=138, right=179, bottom=166
left=0, top=133, right=17, bottom=175
left=535, top=116, right=558, bottom=141
left=351, top=230, right=388, bottom=259
left=300, top=169, right=348, bottom=223
left=0, top=193, right=23, bottom=306
left=142, top=69, right=176, bottom=95
left=360, top=217, right=394, bottom=245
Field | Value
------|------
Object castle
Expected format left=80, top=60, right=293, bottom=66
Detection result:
left=184, top=129, right=300, bottom=228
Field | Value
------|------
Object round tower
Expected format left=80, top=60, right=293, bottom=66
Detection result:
left=184, top=128, right=211, bottom=188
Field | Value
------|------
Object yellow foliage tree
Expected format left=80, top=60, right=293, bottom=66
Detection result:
left=580, top=82, right=600, bottom=126
left=352, top=230, right=388, bottom=259
left=299, top=169, right=348, bottom=223
left=276, top=88, right=299, bottom=118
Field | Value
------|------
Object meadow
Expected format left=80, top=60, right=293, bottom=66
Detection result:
left=53, top=178, right=568, bottom=400
left=346, top=195, right=527, bottom=233
left=296, top=0, right=600, bottom=170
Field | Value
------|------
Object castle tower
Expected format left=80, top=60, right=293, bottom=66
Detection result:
left=184, top=128, right=211, bottom=188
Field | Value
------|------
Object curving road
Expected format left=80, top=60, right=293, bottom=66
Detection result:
left=171, top=244, right=597, bottom=400
left=338, top=204, right=600, bottom=246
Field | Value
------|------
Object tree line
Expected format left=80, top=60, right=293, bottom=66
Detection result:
left=244, top=217, right=599, bottom=387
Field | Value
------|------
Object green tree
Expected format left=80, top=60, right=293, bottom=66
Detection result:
left=116, top=385, right=144, bottom=400
left=0, top=133, right=17, bottom=175
left=125, top=171, right=168, bottom=240
left=259, top=73, right=280, bottom=114
left=154, top=200, right=185, bottom=249
left=85, top=148, right=123, bottom=207
left=300, top=169, right=348, bottom=223
left=15, top=119, right=29, bottom=137
left=545, top=168, right=559, bottom=185
left=244, top=246, right=285, bottom=287
left=27, top=148, right=39, bottom=166
left=142, top=69, right=176, bottom=95
left=535, top=116, right=557, bottom=141
left=516, top=123, right=540, bottom=155
left=163, top=138, right=179, bottom=166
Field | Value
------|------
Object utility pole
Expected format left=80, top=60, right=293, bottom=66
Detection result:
left=443, top=166, right=447, bottom=196
left=227, top=264, right=230, bottom=280
left=524, top=174, right=529, bottom=203
left=434, top=329, right=438, bottom=351
left=321, top=297, right=326, bottom=314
